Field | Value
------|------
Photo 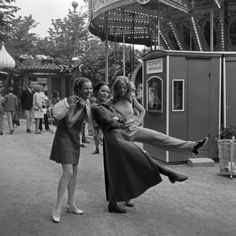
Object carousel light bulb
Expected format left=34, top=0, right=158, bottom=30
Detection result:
left=214, top=0, right=221, bottom=8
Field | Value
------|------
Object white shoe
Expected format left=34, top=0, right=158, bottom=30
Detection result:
left=66, top=205, right=84, bottom=215
left=51, top=208, right=61, bottom=223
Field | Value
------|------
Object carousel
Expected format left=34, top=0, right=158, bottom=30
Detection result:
left=89, top=0, right=235, bottom=52
left=88, top=0, right=236, bottom=163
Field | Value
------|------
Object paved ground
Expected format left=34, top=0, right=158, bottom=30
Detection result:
left=0, top=119, right=236, bottom=236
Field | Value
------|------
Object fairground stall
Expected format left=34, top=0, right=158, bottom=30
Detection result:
left=88, top=0, right=236, bottom=162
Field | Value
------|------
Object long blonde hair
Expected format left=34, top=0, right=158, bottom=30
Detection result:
left=112, top=76, right=132, bottom=103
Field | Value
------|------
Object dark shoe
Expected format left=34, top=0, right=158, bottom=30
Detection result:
left=80, top=143, right=86, bottom=148
left=108, top=203, right=127, bottom=214
left=26, top=129, right=32, bottom=133
left=0, top=131, right=3, bottom=135
left=169, top=173, right=188, bottom=184
left=82, top=138, right=90, bottom=143
left=92, top=149, right=99, bottom=154
left=125, top=200, right=135, bottom=207
left=192, top=137, right=208, bottom=155
left=9, top=130, right=13, bottom=135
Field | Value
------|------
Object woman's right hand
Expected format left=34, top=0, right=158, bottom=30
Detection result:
left=67, top=96, right=79, bottom=109
left=76, top=98, right=86, bottom=110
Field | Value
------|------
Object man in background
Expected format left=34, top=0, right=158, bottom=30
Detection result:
left=0, top=89, right=4, bottom=135
left=20, top=81, right=34, bottom=133
left=4, top=87, right=18, bottom=135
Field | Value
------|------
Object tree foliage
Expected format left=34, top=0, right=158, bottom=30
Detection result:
left=1, top=0, right=141, bottom=85
left=46, top=9, right=88, bottom=65
left=6, top=15, right=39, bottom=58
left=0, top=0, right=19, bottom=41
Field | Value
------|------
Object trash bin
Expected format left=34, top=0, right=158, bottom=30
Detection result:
left=217, top=138, right=236, bottom=179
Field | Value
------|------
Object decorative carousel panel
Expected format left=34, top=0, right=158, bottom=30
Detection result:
left=89, top=0, right=236, bottom=51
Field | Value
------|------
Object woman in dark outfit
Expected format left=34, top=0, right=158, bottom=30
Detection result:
left=50, top=77, right=93, bottom=223
left=91, top=81, right=188, bottom=214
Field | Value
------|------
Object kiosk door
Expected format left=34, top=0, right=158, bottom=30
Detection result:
left=225, top=57, right=236, bottom=126
left=187, top=59, right=210, bottom=141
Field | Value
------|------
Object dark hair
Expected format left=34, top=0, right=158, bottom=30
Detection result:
left=53, top=90, right=60, bottom=97
left=93, top=81, right=107, bottom=96
left=8, top=87, right=14, bottom=93
left=73, top=77, right=91, bottom=95
left=112, top=76, right=132, bottom=103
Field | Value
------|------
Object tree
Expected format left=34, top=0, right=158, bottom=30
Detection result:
left=46, top=9, right=88, bottom=66
left=80, top=37, right=140, bottom=84
left=6, top=15, right=39, bottom=58
left=0, top=0, right=19, bottom=41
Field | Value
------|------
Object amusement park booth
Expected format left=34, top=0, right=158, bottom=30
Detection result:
left=141, top=50, right=223, bottom=163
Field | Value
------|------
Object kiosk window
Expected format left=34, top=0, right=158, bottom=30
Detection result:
left=172, top=79, right=184, bottom=111
left=146, top=77, right=162, bottom=112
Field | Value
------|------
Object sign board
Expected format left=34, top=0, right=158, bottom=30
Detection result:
left=146, top=58, right=163, bottom=74
left=37, top=78, right=47, bottom=84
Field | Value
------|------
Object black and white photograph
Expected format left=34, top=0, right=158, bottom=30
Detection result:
left=0, top=0, right=236, bottom=236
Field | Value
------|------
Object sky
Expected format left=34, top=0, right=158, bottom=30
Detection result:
left=15, top=0, right=86, bottom=37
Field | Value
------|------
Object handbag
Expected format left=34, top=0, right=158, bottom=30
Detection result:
left=52, top=98, right=70, bottom=120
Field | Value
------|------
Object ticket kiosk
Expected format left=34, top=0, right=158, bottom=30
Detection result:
left=142, top=50, right=222, bottom=163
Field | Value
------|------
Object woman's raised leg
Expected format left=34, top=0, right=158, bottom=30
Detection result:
left=131, top=127, right=207, bottom=154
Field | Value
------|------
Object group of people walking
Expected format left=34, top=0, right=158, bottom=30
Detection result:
left=0, top=82, right=62, bottom=135
left=49, top=76, right=208, bottom=223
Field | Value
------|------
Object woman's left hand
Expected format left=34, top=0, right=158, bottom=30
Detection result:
left=112, top=116, right=119, bottom=121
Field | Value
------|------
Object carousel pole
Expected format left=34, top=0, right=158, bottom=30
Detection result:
left=131, top=13, right=135, bottom=74
left=157, top=0, right=161, bottom=49
left=114, top=29, right=117, bottom=66
left=210, top=0, right=214, bottom=51
left=123, top=31, right=126, bottom=76
left=105, top=15, right=109, bottom=84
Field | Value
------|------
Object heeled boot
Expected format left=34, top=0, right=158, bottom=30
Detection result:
left=192, top=137, right=208, bottom=155
left=108, top=202, right=127, bottom=214
left=155, top=163, right=188, bottom=184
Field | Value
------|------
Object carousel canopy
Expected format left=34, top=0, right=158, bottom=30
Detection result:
left=89, top=0, right=236, bottom=51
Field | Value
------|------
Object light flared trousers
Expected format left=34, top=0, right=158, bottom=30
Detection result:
left=24, top=109, right=33, bottom=130
left=129, top=127, right=195, bottom=153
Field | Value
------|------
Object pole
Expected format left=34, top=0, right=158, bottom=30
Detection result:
left=158, top=0, right=161, bottom=49
left=123, top=31, right=126, bottom=76
left=210, top=0, right=214, bottom=51
left=105, top=16, right=109, bottom=84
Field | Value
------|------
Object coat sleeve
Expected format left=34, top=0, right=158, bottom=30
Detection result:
left=91, top=105, right=125, bottom=130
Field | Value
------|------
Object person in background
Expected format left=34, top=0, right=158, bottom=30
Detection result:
left=20, top=81, right=34, bottom=133
left=91, top=82, right=106, bottom=154
left=51, top=90, right=61, bottom=105
left=4, top=87, right=18, bottom=135
left=39, top=88, right=50, bottom=132
left=0, top=90, right=4, bottom=135
left=51, top=90, right=61, bottom=127
left=50, top=77, right=93, bottom=223
left=33, top=85, right=44, bottom=134
left=136, top=83, right=143, bottom=104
